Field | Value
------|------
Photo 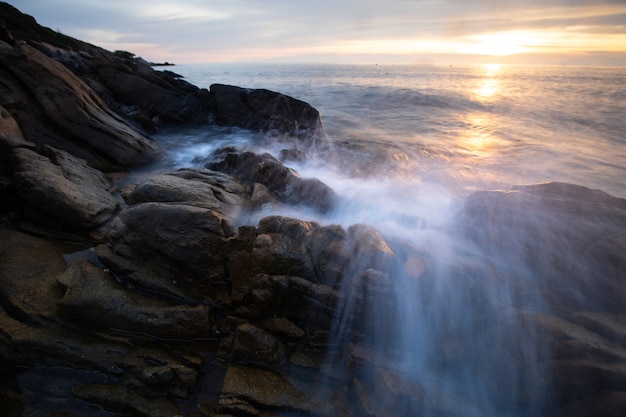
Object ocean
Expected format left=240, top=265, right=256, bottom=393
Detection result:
left=150, top=64, right=626, bottom=415
left=154, top=63, right=626, bottom=236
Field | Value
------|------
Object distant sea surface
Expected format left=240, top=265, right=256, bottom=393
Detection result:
left=157, top=63, right=626, bottom=208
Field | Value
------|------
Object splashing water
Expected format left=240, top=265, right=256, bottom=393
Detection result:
left=153, top=63, right=626, bottom=416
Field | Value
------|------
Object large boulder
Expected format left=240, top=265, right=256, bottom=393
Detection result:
left=116, top=202, right=233, bottom=282
left=210, top=83, right=323, bottom=143
left=57, top=260, right=214, bottom=340
left=0, top=43, right=159, bottom=169
left=205, top=147, right=336, bottom=213
left=460, top=182, right=626, bottom=313
left=11, top=145, right=119, bottom=230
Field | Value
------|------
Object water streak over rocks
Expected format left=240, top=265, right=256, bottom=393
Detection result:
left=1, top=4, right=626, bottom=416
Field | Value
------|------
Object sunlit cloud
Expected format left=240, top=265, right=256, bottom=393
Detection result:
left=139, top=4, right=231, bottom=21
left=11, top=0, right=626, bottom=65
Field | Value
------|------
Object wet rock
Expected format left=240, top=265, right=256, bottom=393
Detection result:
left=72, top=383, right=179, bottom=417
left=0, top=227, right=84, bottom=321
left=250, top=232, right=315, bottom=280
left=210, top=84, right=323, bottom=143
left=56, top=259, right=213, bottom=340
left=461, top=182, right=626, bottom=313
left=11, top=146, right=119, bottom=230
left=249, top=274, right=341, bottom=331
left=218, top=364, right=323, bottom=415
left=205, top=147, right=336, bottom=213
left=116, top=202, right=233, bottom=282
left=346, top=224, right=396, bottom=275
left=0, top=43, right=159, bottom=169
left=261, top=317, right=305, bottom=337
left=231, top=323, right=286, bottom=365
left=125, top=168, right=246, bottom=217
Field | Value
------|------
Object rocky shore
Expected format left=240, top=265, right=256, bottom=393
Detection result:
left=1, top=3, right=626, bottom=417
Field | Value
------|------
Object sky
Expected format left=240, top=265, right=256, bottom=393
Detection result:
left=9, top=0, right=626, bottom=65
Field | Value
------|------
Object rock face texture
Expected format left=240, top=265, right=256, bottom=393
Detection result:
left=0, top=43, right=160, bottom=170
left=1, top=3, right=626, bottom=417
left=210, top=83, right=324, bottom=141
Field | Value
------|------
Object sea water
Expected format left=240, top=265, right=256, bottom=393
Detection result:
left=154, top=63, right=626, bottom=415
left=155, top=63, right=626, bottom=236
left=160, top=63, right=626, bottom=197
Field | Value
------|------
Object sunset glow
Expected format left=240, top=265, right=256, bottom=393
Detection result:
left=12, top=0, right=626, bottom=65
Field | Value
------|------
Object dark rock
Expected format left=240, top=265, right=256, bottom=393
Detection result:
left=461, top=182, right=626, bottom=313
left=125, top=168, right=247, bottom=216
left=210, top=84, right=323, bottom=143
left=231, top=323, right=286, bottom=365
left=11, top=145, right=119, bottom=230
left=56, top=259, right=213, bottom=340
left=0, top=227, right=84, bottom=322
left=249, top=274, right=341, bottom=331
left=205, top=147, right=336, bottom=213
left=72, top=383, right=179, bottom=417
left=116, top=202, right=233, bottom=282
left=218, top=364, right=324, bottom=415
left=0, top=43, right=159, bottom=169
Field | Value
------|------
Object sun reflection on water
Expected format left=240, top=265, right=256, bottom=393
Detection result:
left=474, top=63, right=503, bottom=99
left=456, top=64, right=508, bottom=160
left=458, top=114, right=498, bottom=157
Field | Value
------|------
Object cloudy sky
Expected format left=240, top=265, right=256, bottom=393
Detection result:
left=11, top=0, right=626, bottom=65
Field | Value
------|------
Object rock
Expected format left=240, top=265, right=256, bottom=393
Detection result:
left=116, top=202, right=233, bottom=282
left=205, top=147, right=337, bottom=213
left=126, top=168, right=247, bottom=216
left=94, top=57, right=214, bottom=127
left=11, top=146, right=119, bottom=230
left=218, top=364, right=323, bottom=415
left=210, top=84, right=323, bottom=143
left=346, top=224, right=396, bottom=275
left=261, top=317, right=305, bottom=337
left=0, top=227, right=84, bottom=321
left=56, top=259, right=213, bottom=340
left=557, top=390, right=626, bottom=417
left=307, top=224, right=351, bottom=287
left=249, top=274, right=341, bottom=331
left=0, top=43, right=159, bottom=169
left=461, top=182, right=626, bottom=313
left=0, top=104, right=29, bottom=150
left=250, top=232, right=316, bottom=280
left=231, top=323, right=286, bottom=365
left=72, top=383, right=179, bottom=417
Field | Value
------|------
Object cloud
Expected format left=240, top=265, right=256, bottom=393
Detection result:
left=10, top=0, right=626, bottom=65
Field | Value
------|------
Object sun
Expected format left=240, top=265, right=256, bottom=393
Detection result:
left=465, top=31, right=536, bottom=56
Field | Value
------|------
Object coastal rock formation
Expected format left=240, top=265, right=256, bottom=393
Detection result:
left=0, top=42, right=159, bottom=170
left=210, top=83, right=324, bottom=143
left=205, top=146, right=337, bottom=213
left=1, top=3, right=626, bottom=417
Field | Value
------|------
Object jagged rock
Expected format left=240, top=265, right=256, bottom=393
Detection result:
left=11, top=146, right=119, bottom=230
left=205, top=147, right=336, bottom=213
left=218, top=364, right=323, bottom=415
left=94, top=57, right=214, bottom=127
left=231, top=323, right=286, bottom=365
left=346, top=224, right=396, bottom=275
left=262, top=317, right=306, bottom=337
left=210, top=83, right=323, bottom=142
left=125, top=168, right=247, bottom=217
left=0, top=228, right=84, bottom=321
left=0, top=43, right=159, bottom=169
left=461, top=182, right=626, bottom=313
left=249, top=274, right=341, bottom=331
left=72, top=383, right=179, bottom=417
left=116, top=202, right=233, bottom=282
left=56, top=259, right=213, bottom=340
